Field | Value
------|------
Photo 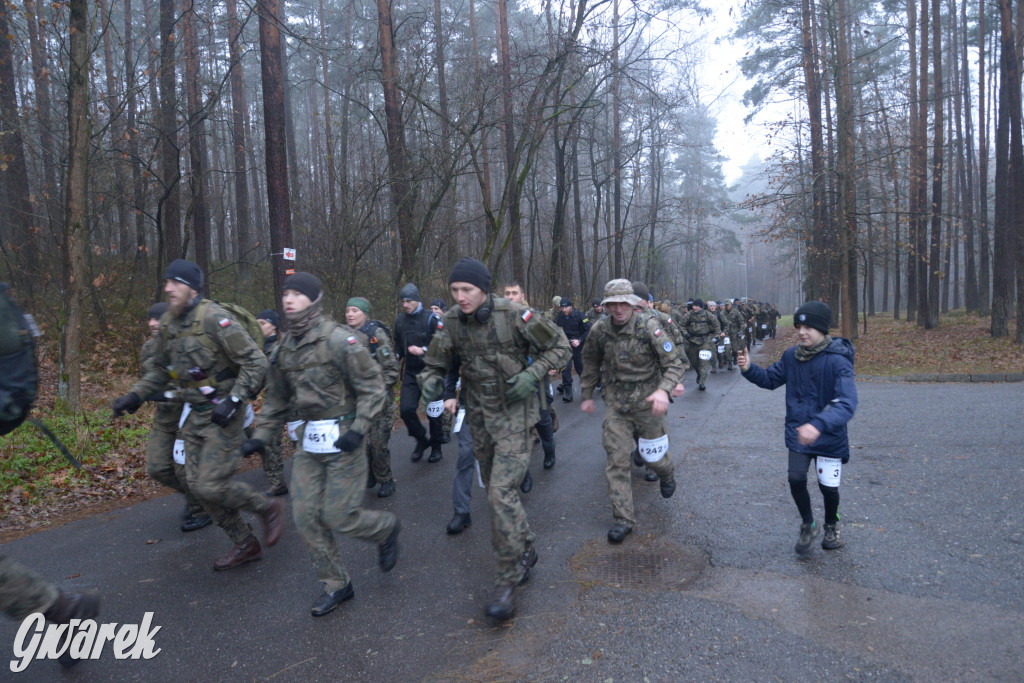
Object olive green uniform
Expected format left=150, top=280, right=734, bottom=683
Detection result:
left=132, top=300, right=270, bottom=546
left=419, top=298, right=570, bottom=586
left=679, top=309, right=721, bottom=387
left=580, top=310, right=685, bottom=527
left=721, top=306, right=746, bottom=366
left=0, top=556, right=59, bottom=620
left=140, top=337, right=205, bottom=517
left=255, top=317, right=395, bottom=594
left=256, top=336, right=287, bottom=491
left=356, top=321, right=399, bottom=485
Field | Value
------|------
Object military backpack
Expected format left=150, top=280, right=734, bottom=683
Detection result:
left=0, top=284, right=39, bottom=436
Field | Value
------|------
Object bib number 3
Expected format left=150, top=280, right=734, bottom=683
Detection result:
left=637, top=434, right=670, bottom=463
left=303, top=419, right=341, bottom=454
left=816, top=456, right=842, bottom=487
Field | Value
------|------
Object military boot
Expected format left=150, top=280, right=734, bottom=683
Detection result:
left=607, top=522, right=632, bottom=544
left=446, top=512, right=471, bottom=535
left=45, top=591, right=101, bottom=623
left=261, top=498, right=285, bottom=547
left=427, top=445, right=443, bottom=463
left=485, top=585, right=517, bottom=621
left=379, top=522, right=401, bottom=571
left=377, top=480, right=396, bottom=498
left=213, top=536, right=262, bottom=570
left=543, top=451, right=556, bottom=469
left=518, top=547, right=538, bottom=585
left=520, top=469, right=533, bottom=493
left=660, top=472, right=676, bottom=499
left=311, top=582, right=354, bottom=617
left=181, top=512, right=213, bottom=532
left=411, top=438, right=428, bottom=462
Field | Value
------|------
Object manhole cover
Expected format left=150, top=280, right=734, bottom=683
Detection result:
left=571, top=535, right=707, bottom=591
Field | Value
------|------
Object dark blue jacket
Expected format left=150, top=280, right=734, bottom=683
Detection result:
left=741, top=338, right=858, bottom=461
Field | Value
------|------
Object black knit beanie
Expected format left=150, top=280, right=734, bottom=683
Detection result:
left=257, top=309, right=280, bottom=329
left=630, top=281, right=651, bottom=301
left=794, top=301, right=831, bottom=334
left=447, top=258, right=491, bottom=293
left=147, top=302, right=168, bottom=320
left=164, top=259, right=203, bottom=291
left=399, top=283, right=421, bottom=301
left=693, top=298, right=705, bottom=309
left=430, top=298, right=447, bottom=312
left=283, top=272, right=322, bottom=302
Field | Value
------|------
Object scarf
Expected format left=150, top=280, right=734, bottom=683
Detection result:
left=285, top=296, right=323, bottom=339
left=795, top=334, right=832, bottom=362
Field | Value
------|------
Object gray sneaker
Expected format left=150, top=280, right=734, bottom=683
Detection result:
left=795, top=521, right=820, bottom=556
left=822, top=524, right=843, bottom=549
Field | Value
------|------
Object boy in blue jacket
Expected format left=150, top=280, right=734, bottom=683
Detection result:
left=737, top=301, right=857, bottom=555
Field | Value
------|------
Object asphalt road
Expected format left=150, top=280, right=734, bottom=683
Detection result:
left=1, top=344, right=1022, bottom=681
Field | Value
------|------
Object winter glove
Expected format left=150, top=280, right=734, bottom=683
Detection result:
left=240, top=438, right=265, bottom=457
left=211, top=395, right=241, bottom=426
left=419, top=375, right=444, bottom=402
left=505, top=371, right=538, bottom=403
left=112, top=392, right=142, bottom=417
left=334, top=430, right=363, bottom=453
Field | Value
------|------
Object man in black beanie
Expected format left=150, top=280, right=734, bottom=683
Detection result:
left=393, top=281, right=444, bottom=463
left=418, top=257, right=570, bottom=622
left=140, top=301, right=212, bottom=533
left=113, top=259, right=282, bottom=570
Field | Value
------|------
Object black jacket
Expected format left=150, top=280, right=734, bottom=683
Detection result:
left=555, top=309, right=591, bottom=344
left=394, top=305, right=439, bottom=374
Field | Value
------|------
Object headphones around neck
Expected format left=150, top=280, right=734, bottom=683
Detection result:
left=458, top=297, right=492, bottom=324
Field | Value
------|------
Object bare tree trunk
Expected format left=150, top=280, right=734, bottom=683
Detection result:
left=915, top=0, right=931, bottom=326
left=226, top=0, right=252, bottom=279
left=834, top=0, right=856, bottom=337
left=801, top=0, right=827, bottom=300
left=611, top=0, right=623, bottom=277
left=259, top=0, right=294, bottom=305
left=0, top=3, right=38, bottom=283
left=496, top=0, right=524, bottom=279
left=319, top=0, right=337, bottom=234
left=23, top=0, right=56, bottom=235
left=958, top=0, right=978, bottom=311
left=159, top=0, right=181, bottom=266
left=123, top=0, right=147, bottom=270
left=924, top=0, right=943, bottom=328
left=183, top=0, right=210, bottom=275
left=60, top=0, right=90, bottom=412
left=376, top=0, right=416, bottom=279
left=978, top=0, right=991, bottom=313
left=279, top=20, right=300, bottom=211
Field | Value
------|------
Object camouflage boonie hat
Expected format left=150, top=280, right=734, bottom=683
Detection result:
left=601, top=279, right=642, bottom=306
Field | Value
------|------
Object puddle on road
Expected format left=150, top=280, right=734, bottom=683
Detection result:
left=569, top=534, right=708, bottom=591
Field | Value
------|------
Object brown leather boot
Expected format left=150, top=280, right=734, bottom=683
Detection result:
left=261, top=498, right=284, bottom=547
left=213, top=536, right=262, bottom=571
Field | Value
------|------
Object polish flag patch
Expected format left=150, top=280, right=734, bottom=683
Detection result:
left=219, top=318, right=231, bottom=328
left=654, top=328, right=663, bottom=337
left=346, top=336, right=357, bottom=344
left=522, top=310, right=533, bottom=322
left=436, top=320, right=444, bottom=329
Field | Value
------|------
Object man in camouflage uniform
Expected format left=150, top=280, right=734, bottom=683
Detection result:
left=243, top=273, right=399, bottom=617
left=768, top=303, right=781, bottom=338
left=580, top=279, right=684, bottom=543
left=141, top=302, right=212, bottom=532
left=721, top=299, right=746, bottom=370
left=755, top=302, right=771, bottom=342
left=679, top=298, right=721, bottom=391
left=419, top=258, right=570, bottom=622
left=706, top=300, right=724, bottom=373
left=255, top=309, right=288, bottom=496
left=0, top=556, right=100, bottom=639
left=345, top=296, right=399, bottom=498
left=113, top=259, right=282, bottom=571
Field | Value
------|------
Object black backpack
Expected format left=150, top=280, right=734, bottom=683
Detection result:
left=0, top=283, right=39, bottom=436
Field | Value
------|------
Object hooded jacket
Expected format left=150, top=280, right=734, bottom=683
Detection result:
left=741, top=338, right=857, bottom=461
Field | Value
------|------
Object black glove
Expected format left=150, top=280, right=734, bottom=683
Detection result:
left=334, top=430, right=363, bottom=453
left=112, top=392, right=142, bottom=417
left=211, top=396, right=240, bottom=426
left=241, top=438, right=265, bottom=457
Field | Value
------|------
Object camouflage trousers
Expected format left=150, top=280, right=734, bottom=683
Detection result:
left=147, top=406, right=204, bottom=516
left=259, top=435, right=286, bottom=488
left=601, top=407, right=673, bottom=528
left=685, top=341, right=712, bottom=387
left=0, top=556, right=59, bottom=621
left=291, top=436, right=397, bottom=593
left=467, top=401, right=536, bottom=587
left=365, top=398, right=396, bottom=484
left=183, top=403, right=271, bottom=545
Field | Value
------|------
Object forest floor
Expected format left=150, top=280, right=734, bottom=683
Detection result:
left=1, top=309, right=1018, bottom=541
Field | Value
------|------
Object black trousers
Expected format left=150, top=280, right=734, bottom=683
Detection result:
left=561, top=344, right=583, bottom=393
left=399, top=372, right=443, bottom=446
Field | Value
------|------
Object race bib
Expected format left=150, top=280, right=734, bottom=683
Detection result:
left=723, top=337, right=731, bottom=345
left=453, top=408, right=466, bottom=433
left=761, top=324, right=767, bottom=329
left=178, top=402, right=192, bottom=429
left=172, top=439, right=186, bottom=465
left=816, top=456, right=842, bottom=487
left=717, top=345, right=725, bottom=354
left=303, top=419, right=340, bottom=454
left=426, top=400, right=445, bottom=418
left=637, top=434, right=670, bottom=463
left=698, top=349, right=713, bottom=361
left=243, top=403, right=255, bottom=429
left=286, top=420, right=304, bottom=442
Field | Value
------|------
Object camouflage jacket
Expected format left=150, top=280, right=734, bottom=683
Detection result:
left=254, top=316, right=385, bottom=440
left=419, top=297, right=570, bottom=418
left=132, top=299, right=267, bottom=409
left=679, top=308, right=722, bottom=346
left=649, top=308, right=686, bottom=347
left=721, top=307, right=745, bottom=338
left=140, top=336, right=182, bottom=420
left=580, top=310, right=684, bottom=412
left=356, top=319, right=399, bottom=389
